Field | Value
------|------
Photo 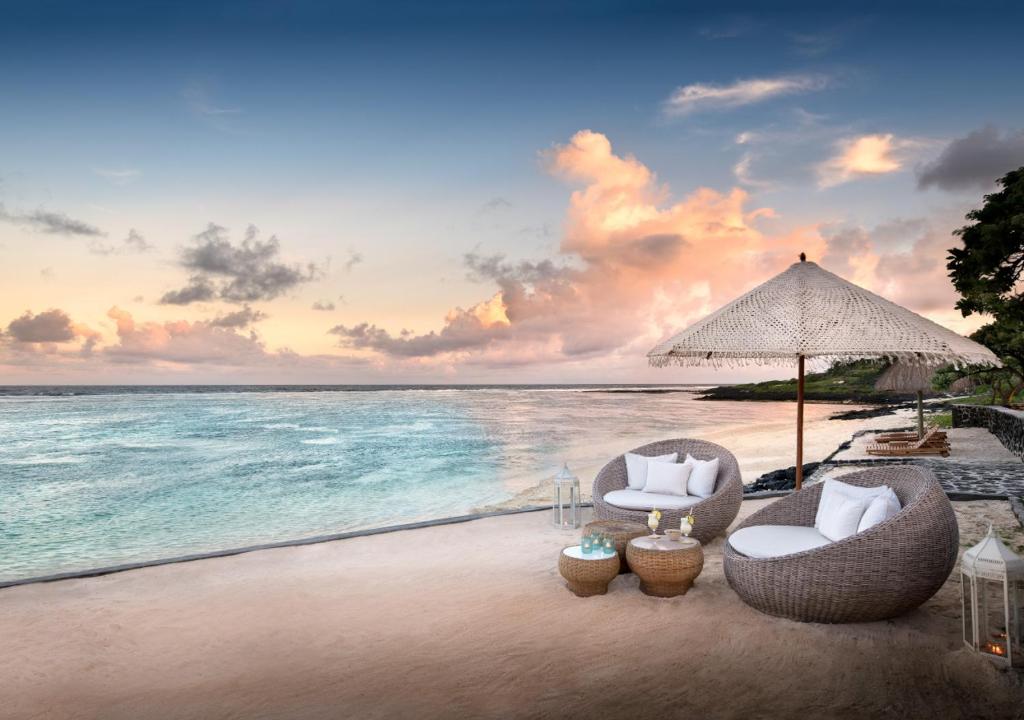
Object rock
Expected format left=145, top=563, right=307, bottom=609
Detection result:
left=746, top=463, right=821, bottom=493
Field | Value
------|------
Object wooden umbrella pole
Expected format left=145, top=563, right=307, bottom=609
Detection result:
left=795, top=355, right=805, bottom=490
left=917, top=390, right=924, bottom=439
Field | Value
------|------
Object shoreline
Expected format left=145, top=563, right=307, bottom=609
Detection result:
left=0, top=401, right=915, bottom=589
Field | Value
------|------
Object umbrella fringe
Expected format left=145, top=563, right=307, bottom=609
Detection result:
left=646, top=350, right=1001, bottom=370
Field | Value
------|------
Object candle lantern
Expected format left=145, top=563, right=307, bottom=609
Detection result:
left=552, top=463, right=580, bottom=529
left=961, top=525, right=1024, bottom=668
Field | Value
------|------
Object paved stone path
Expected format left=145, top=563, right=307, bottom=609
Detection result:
left=808, top=458, right=1024, bottom=498
left=802, top=425, right=1024, bottom=498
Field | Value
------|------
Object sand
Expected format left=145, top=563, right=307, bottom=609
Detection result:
left=1, top=498, right=1022, bottom=720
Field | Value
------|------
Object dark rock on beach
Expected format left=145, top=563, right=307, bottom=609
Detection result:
left=828, top=404, right=910, bottom=421
left=746, top=462, right=821, bottom=493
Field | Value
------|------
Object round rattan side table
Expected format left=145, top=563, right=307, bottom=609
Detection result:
left=626, top=536, right=703, bottom=597
left=558, top=546, right=620, bottom=597
left=583, top=519, right=649, bottom=573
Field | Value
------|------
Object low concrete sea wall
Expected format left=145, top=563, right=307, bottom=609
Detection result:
left=952, top=404, right=1024, bottom=460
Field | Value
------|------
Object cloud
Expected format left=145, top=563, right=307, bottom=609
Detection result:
left=160, top=277, right=217, bottom=305
left=817, top=134, right=914, bottom=188
left=183, top=81, right=243, bottom=133
left=917, top=126, right=1024, bottom=191
left=820, top=214, right=969, bottom=317
left=789, top=32, right=838, bottom=57
left=330, top=292, right=510, bottom=357
left=480, top=197, right=512, bottom=212
left=208, top=305, right=267, bottom=329
left=94, top=168, right=141, bottom=186
left=1, top=309, right=101, bottom=362
left=183, top=84, right=241, bottom=116
left=733, top=152, right=774, bottom=189
left=0, top=203, right=105, bottom=237
left=663, top=75, right=828, bottom=116
left=104, top=306, right=270, bottom=365
left=6, top=309, right=77, bottom=343
left=88, top=228, right=153, bottom=256
left=820, top=226, right=871, bottom=278
left=344, top=250, right=363, bottom=273
left=335, top=130, right=819, bottom=364
left=161, top=223, right=320, bottom=305
left=312, top=300, right=336, bottom=311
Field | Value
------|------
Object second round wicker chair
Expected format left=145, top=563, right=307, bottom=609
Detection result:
left=591, top=438, right=744, bottom=545
left=723, top=466, right=959, bottom=623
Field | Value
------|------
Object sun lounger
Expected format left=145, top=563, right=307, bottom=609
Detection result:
left=874, top=426, right=947, bottom=444
left=865, top=427, right=950, bottom=457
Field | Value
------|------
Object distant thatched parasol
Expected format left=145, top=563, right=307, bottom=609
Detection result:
left=875, top=362, right=936, bottom=439
left=648, top=254, right=1000, bottom=488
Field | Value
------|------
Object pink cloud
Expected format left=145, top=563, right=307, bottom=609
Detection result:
left=103, top=306, right=272, bottom=365
left=334, top=130, right=822, bottom=366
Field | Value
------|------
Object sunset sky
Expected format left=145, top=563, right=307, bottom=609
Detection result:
left=2, top=2, right=1023, bottom=384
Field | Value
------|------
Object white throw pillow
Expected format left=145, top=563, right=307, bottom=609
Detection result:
left=817, top=494, right=871, bottom=542
left=683, top=454, right=720, bottom=498
left=642, top=461, right=692, bottom=496
left=624, top=452, right=678, bottom=490
left=814, top=479, right=890, bottom=530
left=857, top=488, right=902, bottom=532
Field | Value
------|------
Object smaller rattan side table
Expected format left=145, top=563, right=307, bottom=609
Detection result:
left=558, top=546, right=620, bottom=597
left=583, top=519, right=649, bottom=573
left=626, top=536, right=704, bottom=597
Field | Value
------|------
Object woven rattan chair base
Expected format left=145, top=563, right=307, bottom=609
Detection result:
left=723, top=466, right=958, bottom=623
left=627, top=537, right=704, bottom=598
left=583, top=519, right=648, bottom=573
left=558, top=548, right=620, bottom=597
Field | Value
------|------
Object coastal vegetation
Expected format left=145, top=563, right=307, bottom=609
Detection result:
left=699, top=359, right=902, bottom=403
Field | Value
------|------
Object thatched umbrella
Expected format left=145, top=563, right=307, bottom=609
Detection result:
left=648, top=254, right=1000, bottom=489
left=874, top=362, right=936, bottom=439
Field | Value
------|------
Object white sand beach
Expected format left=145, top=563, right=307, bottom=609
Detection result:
left=2, top=496, right=1021, bottom=720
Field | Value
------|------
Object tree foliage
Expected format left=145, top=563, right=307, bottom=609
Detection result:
left=944, top=167, right=1024, bottom=404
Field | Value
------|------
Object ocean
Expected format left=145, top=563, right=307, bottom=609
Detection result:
left=0, top=385, right=840, bottom=583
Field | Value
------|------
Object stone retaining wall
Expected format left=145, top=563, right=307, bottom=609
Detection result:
left=953, top=405, right=1024, bottom=460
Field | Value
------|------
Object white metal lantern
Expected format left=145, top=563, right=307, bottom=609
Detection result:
left=961, top=525, right=1024, bottom=668
left=552, top=463, right=580, bottom=529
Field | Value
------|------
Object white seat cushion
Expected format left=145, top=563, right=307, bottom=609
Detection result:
left=728, top=525, right=832, bottom=559
left=603, top=489, right=701, bottom=511
left=624, top=452, right=678, bottom=490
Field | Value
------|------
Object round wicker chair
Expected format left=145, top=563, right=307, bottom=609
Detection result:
left=592, top=439, right=743, bottom=545
left=723, top=466, right=958, bottom=623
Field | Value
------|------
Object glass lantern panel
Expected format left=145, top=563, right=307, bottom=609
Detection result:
left=1014, top=580, right=1024, bottom=668
left=979, top=578, right=1009, bottom=660
left=961, top=573, right=974, bottom=648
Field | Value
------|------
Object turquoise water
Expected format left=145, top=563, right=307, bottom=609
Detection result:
left=0, top=386, right=767, bottom=583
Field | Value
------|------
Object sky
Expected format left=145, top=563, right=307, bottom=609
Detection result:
left=2, top=1, right=1024, bottom=384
